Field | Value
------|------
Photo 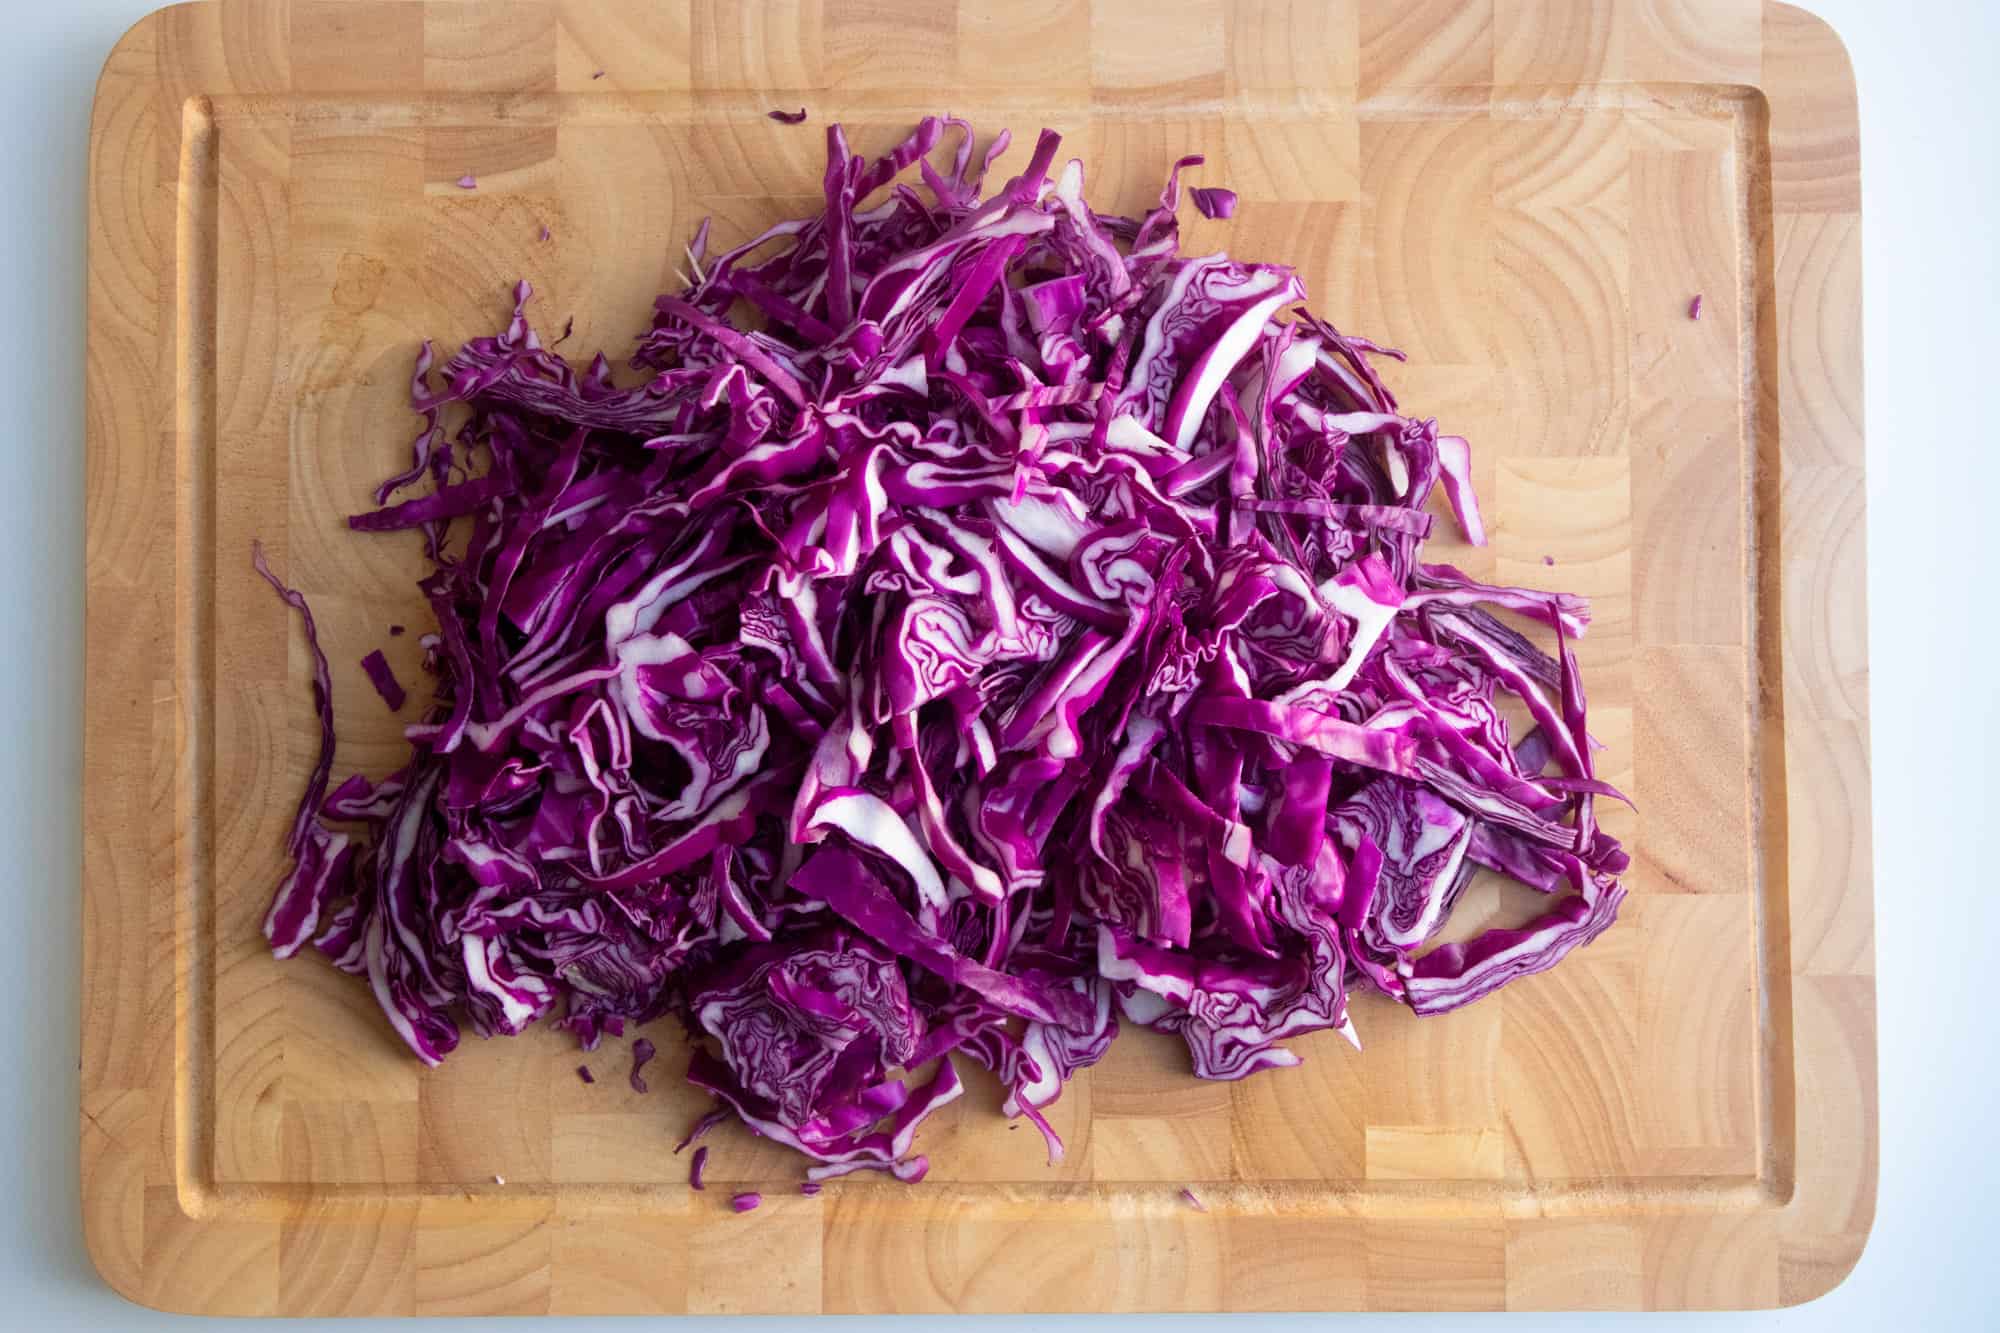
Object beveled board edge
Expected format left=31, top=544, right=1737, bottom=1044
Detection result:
left=1756, top=0, right=1874, bottom=1308
left=80, top=0, right=1874, bottom=1314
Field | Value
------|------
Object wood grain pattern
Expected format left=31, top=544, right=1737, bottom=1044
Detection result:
left=82, top=0, right=1872, bottom=1313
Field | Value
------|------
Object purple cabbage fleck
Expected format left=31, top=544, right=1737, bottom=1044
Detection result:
left=629, top=1037, right=657, bottom=1093
left=359, top=649, right=407, bottom=711
left=1190, top=187, right=1236, bottom=220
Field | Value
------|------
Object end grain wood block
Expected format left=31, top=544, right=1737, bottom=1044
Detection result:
left=82, top=0, right=1873, bottom=1314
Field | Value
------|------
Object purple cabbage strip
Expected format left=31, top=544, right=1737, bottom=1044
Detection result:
left=257, top=115, right=1626, bottom=1186
left=629, top=1037, right=657, bottom=1093
left=1190, top=187, right=1236, bottom=220
left=359, top=649, right=407, bottom=711
left=675, top=1106, right=729, bottom=1154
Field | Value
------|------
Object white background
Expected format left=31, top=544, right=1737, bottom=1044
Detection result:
left=2, top=1, right=1992, bottom=1327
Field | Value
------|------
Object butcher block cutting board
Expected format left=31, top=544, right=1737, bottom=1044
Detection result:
left=81, top=0, right=1873, bottom=1315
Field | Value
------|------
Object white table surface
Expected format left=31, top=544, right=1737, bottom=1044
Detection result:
left=4, top=1, right=1993, bottom=1327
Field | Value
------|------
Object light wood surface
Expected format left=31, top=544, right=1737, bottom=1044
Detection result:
left=81, top=0, right=1873, bottom=1314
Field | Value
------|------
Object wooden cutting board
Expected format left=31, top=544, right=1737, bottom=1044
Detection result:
left=81, top=0, right=1873, bottom=1315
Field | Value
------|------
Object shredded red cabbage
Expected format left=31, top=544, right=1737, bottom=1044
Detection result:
left=629, top=1036, right=657, bottom=1093
left=674, top=1106, right=729, bottom=1154
left=258, top=117, right=1627, bottom=1184
left=359, top=649, right=407, bottom=711
left=1190, top=186, right=1236, bottom=220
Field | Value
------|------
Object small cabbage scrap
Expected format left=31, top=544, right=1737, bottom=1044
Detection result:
left=360, top=649, right=407, bottom=711
left=629, top=1036, right=658, bottom=1092
left=1190, top=187, right=1236, bottom=220
left=259, top=117, right=1627, bottom=1183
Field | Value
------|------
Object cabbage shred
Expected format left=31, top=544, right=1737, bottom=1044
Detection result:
left=258, top=118, right=1628, bottom=1181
